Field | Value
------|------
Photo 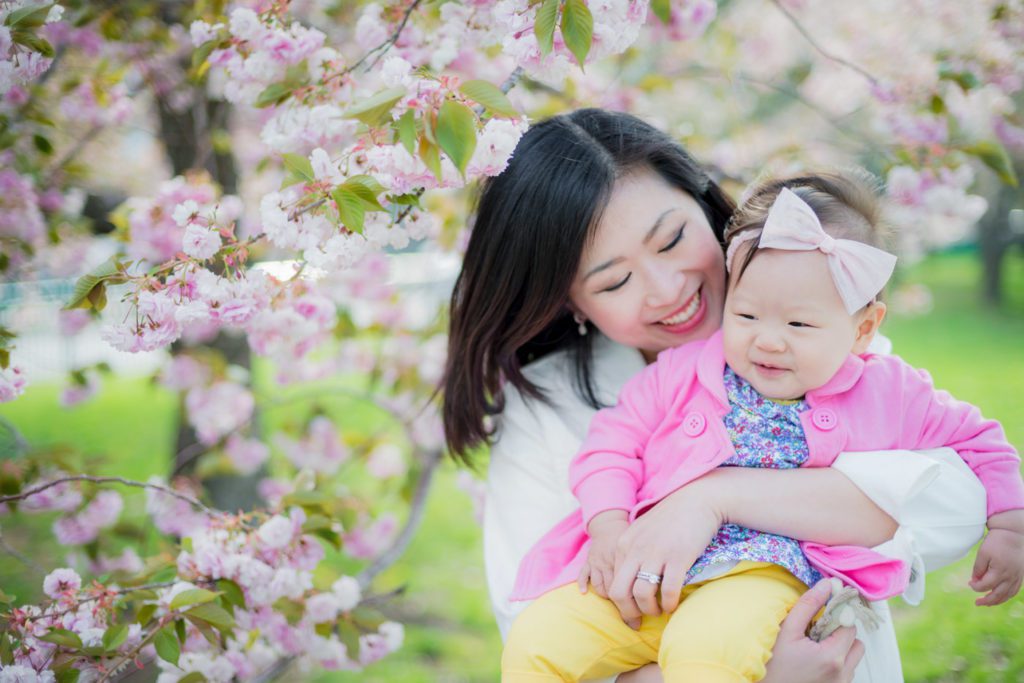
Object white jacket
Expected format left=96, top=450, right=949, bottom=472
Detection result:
left=484, top=333, right=987, bottom=682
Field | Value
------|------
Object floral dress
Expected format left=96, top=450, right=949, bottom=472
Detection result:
left=685, top=366, right=824, bottom=587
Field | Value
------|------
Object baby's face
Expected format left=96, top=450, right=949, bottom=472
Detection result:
left=722, top=248, right=867, bottom=400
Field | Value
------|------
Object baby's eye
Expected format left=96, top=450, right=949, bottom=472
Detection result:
left=736, top=313, right=756, bottom=320
left=600, top=273, right=631, bottom=293
left=788, top=321, right=812, bottom=328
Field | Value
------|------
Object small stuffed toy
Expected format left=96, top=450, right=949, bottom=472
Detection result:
left=809, top=578, right=882, bottom=642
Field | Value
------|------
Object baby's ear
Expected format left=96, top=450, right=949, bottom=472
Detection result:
left=852, top=301, right=887, bottom=354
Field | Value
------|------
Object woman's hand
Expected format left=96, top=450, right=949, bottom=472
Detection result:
left=607, top=479, right=724, bottom=625
left=761, top=581, right=865, bottom=683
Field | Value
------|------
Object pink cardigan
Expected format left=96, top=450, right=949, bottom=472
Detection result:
left=511, top=330, right=1023, bottom=602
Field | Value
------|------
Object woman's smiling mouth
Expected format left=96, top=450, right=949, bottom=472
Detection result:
left=656, top=288, right=703, bottom=330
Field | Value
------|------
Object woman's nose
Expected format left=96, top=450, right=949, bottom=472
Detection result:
left=644, top=266, right=685, bottom=308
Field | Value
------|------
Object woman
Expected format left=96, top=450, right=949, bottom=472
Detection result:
left=442, top=109, right=987, bottom=682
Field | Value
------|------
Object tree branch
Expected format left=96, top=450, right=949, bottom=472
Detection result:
left=1, top=476, right=221, bottom=518
left=769, top=0, right=879, bottom=86
left=357, top=448, right=442, bottom=588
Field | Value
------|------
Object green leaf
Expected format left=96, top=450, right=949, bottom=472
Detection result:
left=651, top=0, right=671, bottom=23
left=534, top=0, right=559, bottom=56
left=170, top=588, right=221, bottom=611
left=436, top=100, right=477, bottom=176
left=184, top=602, right=235, bottom=630
left=337, top=620, right=361, bottom=660
left=343, top=87, right=406, bottom=127
left=33, top=134, right=53, bottom=155
left=102, top=624, right=128, bottom=652
left=254, top=82, right=293, bottom=108
left=192, top=39, right=219, bottom=72
left=11, top=30, right=55, bottom=58
left=54, top=669, right=80, bottom=683
left=332, top=186, right=366, bottom=234
left=154, top=626, right=181, bottom=666
left=459, top=80, right=519, bottom=118
left=39, top=628, right=83, bottom=649
left=136, top=603, right=157, bottom=625
left=281, top=152, right=314, bottom=183
left=281, top=490, right=331, bottom=507
left=216, top=579, right=246, bottom=609
left=5, top=4, right=52, bottom=29
left=178, top=673, right=208, bottom=683
left=395, top=109, right=417, bottom=155
left=342, top=177, right=385, bottom=211
left=0, top=632, right=14, bottom=665
left=963, top=141, right=1018, bottom=187
left=418, top=136, right=443, bottom=181
left=0, top=587, right=15, bottom=603
left=561, top=0, right=594, bottom=68
left=63, top=256, right=127, bottom=311
left=175, top=618, right=187, bottom=643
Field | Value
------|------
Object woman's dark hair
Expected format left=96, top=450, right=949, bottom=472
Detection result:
left=442, top=109, right=735, bottom=462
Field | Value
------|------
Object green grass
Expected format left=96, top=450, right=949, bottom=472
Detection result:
left=1, top=249, right=1022, bottom=681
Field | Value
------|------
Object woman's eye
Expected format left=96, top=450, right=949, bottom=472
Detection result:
left=657, top=225, right=685, bottom=253
left=600, top=273, right=631, bottom=293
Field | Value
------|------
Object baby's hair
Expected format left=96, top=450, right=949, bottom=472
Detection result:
left=725, top=169, right=893, bottom=286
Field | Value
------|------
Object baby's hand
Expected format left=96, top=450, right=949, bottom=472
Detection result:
left=970, top=510, right=1024, bottom=607
left=578, top=510, right=629, bottom=599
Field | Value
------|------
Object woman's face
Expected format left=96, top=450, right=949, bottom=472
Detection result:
left=569, top=169, right=727, bottom=362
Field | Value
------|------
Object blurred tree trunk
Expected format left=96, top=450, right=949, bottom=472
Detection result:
left=978, top=160, right=1024, bottom=306
left=155, top=77, right=263, bottom=510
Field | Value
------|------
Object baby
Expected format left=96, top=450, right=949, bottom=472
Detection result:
left=502, top=171, right=1024, bottom=682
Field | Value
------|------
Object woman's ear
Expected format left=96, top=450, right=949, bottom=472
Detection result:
left=851, top=301, right=887, bottom=354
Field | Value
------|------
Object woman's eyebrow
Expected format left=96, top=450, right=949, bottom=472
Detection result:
left=642, top=208, right=679, bottom=245
left=582, top=208, right=680, bottom=282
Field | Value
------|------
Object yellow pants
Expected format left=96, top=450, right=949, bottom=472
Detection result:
left=502, top=562, right=806, bottom=683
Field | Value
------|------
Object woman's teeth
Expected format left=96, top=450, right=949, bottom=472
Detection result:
left=658, top=291, right=701, bottom=325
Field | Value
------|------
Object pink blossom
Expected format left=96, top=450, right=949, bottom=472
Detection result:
left=52, top=490, right=123, bottom=546
left=0, top=664, right=56, bottom=682
left=0, top=365, right=27, bottom=402
left=331, top=576, right=361, bottom=612
left=21, top=478, right=82, bottom=513
left=274, top=416, right=349, bottom=475
left=304, top=593, right=341, bottom=623
left=182, top=223, right=223, bottom=260
left=365, top=443, right=406, bottom=479
left=59, top=374, right=99, bottom=407
left=186, top=381, right=255, bottom=445
left=159, top=354, right=211, bottom=391
left=256, top=514, right=295, bottom=550
left=42, top=568, right=81, bottom=599
left=145, top=477, right=210, bottom=537
left=224, top=434, right=269, bottom=474
left=342, top=513, right=397, bottom=560
left=58, top=310, right=91, bottom=337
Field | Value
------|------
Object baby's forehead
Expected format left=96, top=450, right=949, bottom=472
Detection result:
left=730, top=249, right=844, bottom=308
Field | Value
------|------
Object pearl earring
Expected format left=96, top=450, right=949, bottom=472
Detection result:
left=573, top=313, right=588, bottom=336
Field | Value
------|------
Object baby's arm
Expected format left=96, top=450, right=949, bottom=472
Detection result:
left=569, top=360, right=668, bottom=530
left=896, top=359, right=1024, bottom=604
left=971, top=509, right=1024, bottom=606
left=578, top=510, right=630, bottom=598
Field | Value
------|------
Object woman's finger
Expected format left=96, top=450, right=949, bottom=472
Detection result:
left=609, top=558, right=644, bottom=628
left=632, top=567, right=662, bottom=616
left=841, top=637, right=866, bottom=681
left=659, top=562, right=688, bottom=613
left=778, top=580, right=832, bottom=639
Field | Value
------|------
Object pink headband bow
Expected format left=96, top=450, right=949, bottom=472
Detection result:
left=725, top=188, right=897, bottom=314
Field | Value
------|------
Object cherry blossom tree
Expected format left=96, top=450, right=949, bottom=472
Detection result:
left=1, top=0, right=1021, bottom=680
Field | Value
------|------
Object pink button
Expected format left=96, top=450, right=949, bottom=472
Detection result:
left=812, top=408, right=838, bottom=431
left=682, top=412, right=707, bottom=437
